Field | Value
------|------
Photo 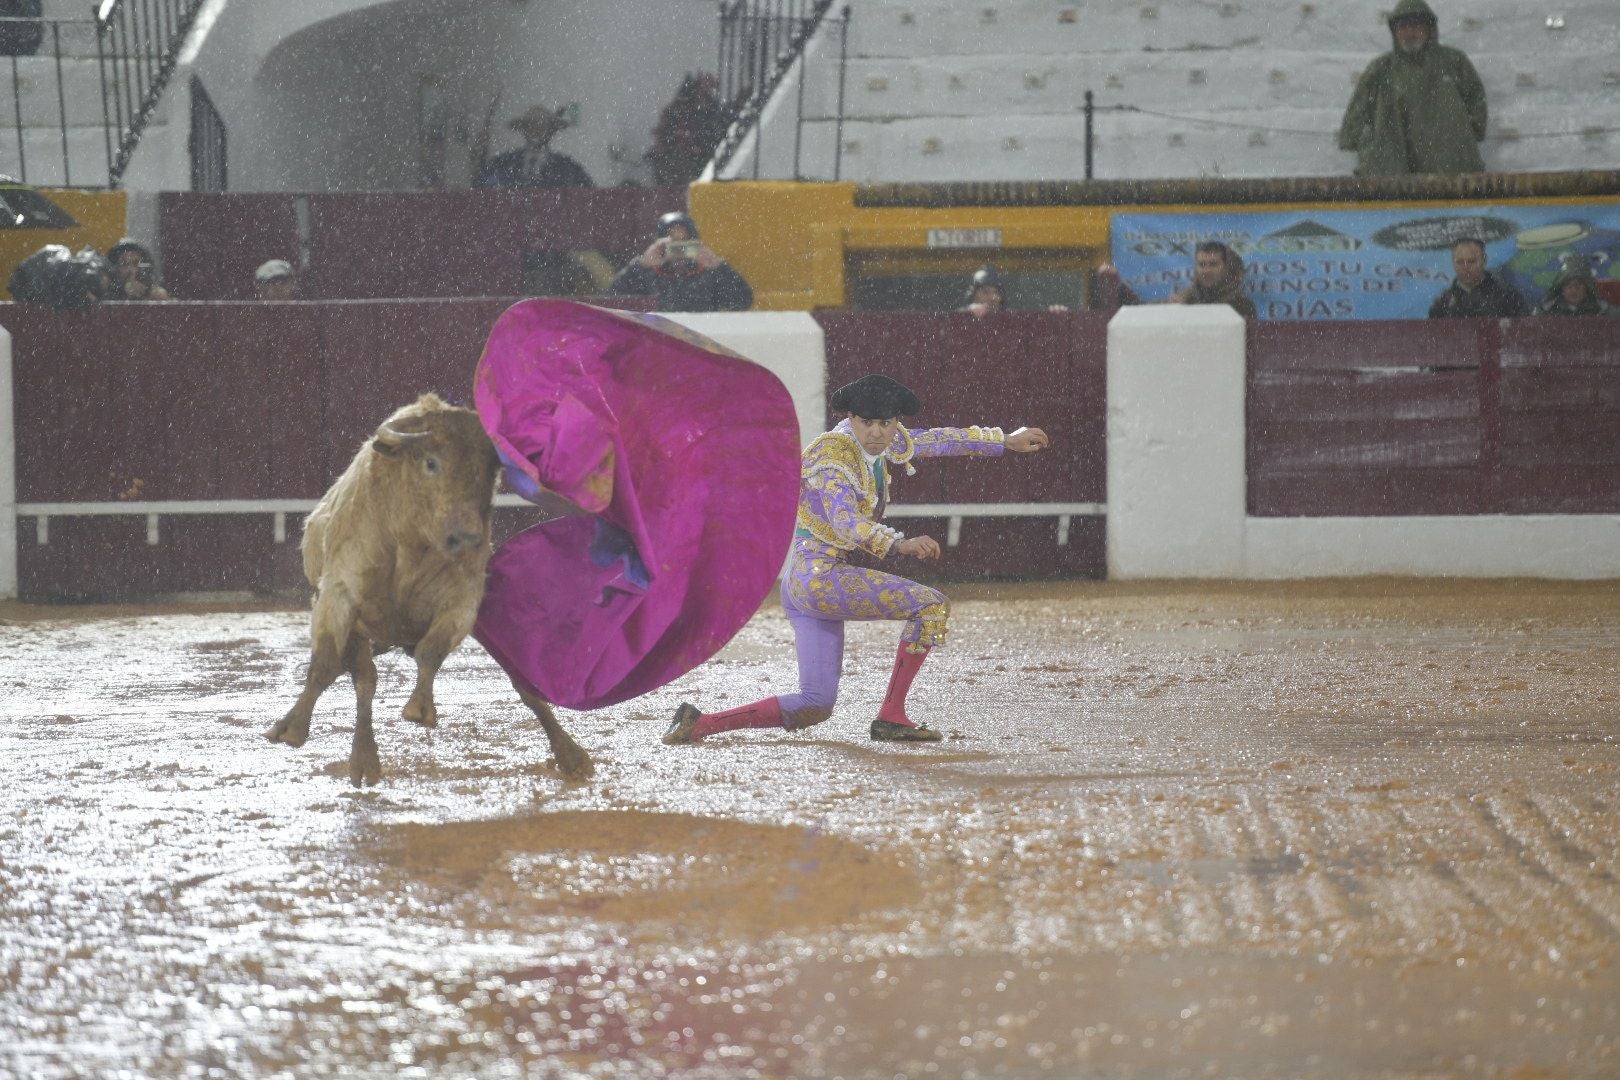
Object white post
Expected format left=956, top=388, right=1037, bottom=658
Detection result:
left=0, top=324, right=15, bottom=599
left=1106, top=305, right=1247, bottom=578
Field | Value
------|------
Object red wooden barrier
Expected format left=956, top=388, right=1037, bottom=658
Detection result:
left=7, top=303, right=1613, bottom=599
left=156, top=189, right=688, bottom=301
left=1248, top=317, right=1620, bottom=516
left=4, top=299, right=527, bottom=600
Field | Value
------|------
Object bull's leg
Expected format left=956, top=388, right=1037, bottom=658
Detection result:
left=514, top=682, right=595, bottom=780
left=267, top=587, right=356, bottom=747
left=347, top=634, right=381, bottom=788
left=401, top=612, right=467, bottom=729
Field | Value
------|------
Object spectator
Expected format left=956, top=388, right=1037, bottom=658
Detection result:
left=106, top=238, right=171, bottom=301
left=474, top=104, right=593, bottom=189
left=961, top=263, right=1070, bottom=317
left=1428, top=237, right=1527, bottom=319
left=1090, top=263, right=1142, bottom=313
left=962, top=264, right=1006, bottom=315
left=1337, top=0, right=1486, bottom=176
left=254, top=259, right=299, bottom=301
left=1535, top=255, right=1619, bottom=317
left=608, top=211, right=753, bottom=312
left=1171, top=241, right=1257, bottom=318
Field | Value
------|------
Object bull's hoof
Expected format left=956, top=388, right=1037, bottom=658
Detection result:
left=402, top=699, right=438, bottom=729
left=553, top=742, right=596, bottom=781
left=266, top=712, right=309, bottom=747
left=349, top=747, right=381, bottom=788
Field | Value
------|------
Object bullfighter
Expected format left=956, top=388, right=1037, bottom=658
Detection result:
left=663, top=373, right=1051, bottom=745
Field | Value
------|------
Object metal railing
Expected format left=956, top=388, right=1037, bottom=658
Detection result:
left=97, top=0, right=212, bottom=186
left=711, top=0, right=844, bottom=179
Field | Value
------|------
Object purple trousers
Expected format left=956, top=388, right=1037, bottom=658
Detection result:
left=776, top=539, right=948, bottom=725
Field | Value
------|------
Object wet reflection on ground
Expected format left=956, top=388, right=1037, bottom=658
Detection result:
left=2, top=579, right=1617, bottom=1076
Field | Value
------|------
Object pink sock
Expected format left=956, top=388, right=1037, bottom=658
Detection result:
left=693, top=696, right=784, bottom=739
left=876, top=643, right=930, bottom=726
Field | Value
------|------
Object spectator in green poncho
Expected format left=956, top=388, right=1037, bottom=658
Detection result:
left=1337, top=0, right=1487, bottom=176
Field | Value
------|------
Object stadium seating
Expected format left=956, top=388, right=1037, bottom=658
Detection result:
left=725, top=0, right=1620, bottom=181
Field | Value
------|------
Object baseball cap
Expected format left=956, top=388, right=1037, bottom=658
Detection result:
left=255, top=259, right=294, bottom=284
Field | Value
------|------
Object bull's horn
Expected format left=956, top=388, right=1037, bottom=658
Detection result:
left=373, top=422, right=433, bottom=447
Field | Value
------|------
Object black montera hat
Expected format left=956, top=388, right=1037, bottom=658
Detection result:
left=829, top=374, right=920, bottom=418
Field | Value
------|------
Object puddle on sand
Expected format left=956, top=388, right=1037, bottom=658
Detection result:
left=368, top=809, right=919, bottom=935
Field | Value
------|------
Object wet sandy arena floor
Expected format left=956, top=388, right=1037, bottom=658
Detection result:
left=2, top=578, right=1618, bottom=1078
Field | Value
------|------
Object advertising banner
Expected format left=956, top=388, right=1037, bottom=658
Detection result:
left=1110, top=204, right=1620, bottom=320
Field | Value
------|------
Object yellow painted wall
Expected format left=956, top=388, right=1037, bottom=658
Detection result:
left=689, top=181, right=1620, bottom=311
left=0, top=188, right=127, bottom=301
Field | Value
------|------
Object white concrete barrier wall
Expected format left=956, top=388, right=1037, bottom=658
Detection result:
left=1106, top=305, right=1248, bottom=578
left=1106, top=306, right=1620, bottom=580
left=666, top=312, right=827, bottom=452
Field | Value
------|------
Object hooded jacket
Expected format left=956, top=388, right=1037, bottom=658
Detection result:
left=1337, top=0, right=1487, bottom=175
left=1536, top=257, right=1620, bottom=317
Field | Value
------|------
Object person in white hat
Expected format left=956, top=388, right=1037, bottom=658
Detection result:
left=474, top=104, right=593, bottom=189
left=254, top=259, right=298, bottom=301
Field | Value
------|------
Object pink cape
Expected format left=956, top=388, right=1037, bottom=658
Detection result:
left=472, top=300, right=800, bottom=710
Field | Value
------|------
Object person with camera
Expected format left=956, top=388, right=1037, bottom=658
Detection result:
left=608, top=211, right=753, bottom=312
left=106, top=238, right=171, bottom=302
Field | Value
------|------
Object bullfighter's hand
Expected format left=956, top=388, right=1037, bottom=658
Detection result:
left=897, top=535, right=941, bottom=560
left=1005, top=427, right=1049, bottom=453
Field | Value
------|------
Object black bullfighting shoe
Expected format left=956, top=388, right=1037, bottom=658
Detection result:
left=870, top=718, right=942, bottom=742
left=663, top=703, right=702, bottom=745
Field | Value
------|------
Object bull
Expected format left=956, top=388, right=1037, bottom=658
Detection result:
left=266, top=393, right=593, bottom=786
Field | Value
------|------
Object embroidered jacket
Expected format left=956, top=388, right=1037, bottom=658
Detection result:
left=795, top=419, right=1004, bottom=558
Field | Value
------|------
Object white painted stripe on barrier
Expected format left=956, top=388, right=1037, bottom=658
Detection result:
left=15, top=498, right=1104, bottom=518
left=14, top=498, right=1100, bottom=551
left=1245, top=515, right=1620, bottom=580
left=18, top=499, right=321, bottom=515
left=884, top=502, right=1104, bottom=517
left=0, top=324, right=14, bottom=599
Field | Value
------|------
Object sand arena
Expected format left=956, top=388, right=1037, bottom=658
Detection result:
left=2, top=578, right=1617, bottom=1077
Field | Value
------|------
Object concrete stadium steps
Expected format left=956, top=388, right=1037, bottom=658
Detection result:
left=782, top=108, right=1620, bottom=184
left=6, top=124, right=117, bottom=187
left=3, top=57, right=120, bottom=127
left=786, top=109, right=1353, bottom=182
left=848, top=0, right=1620, bottom=58
left=798, top=52, right=1371, bottom=119
left=799, top=44, right=1620, bottom=126
left=727, top=0, right=1620, bottom=181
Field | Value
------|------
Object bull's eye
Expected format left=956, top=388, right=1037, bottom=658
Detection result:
left=423, top=456, right=441, bottom=476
